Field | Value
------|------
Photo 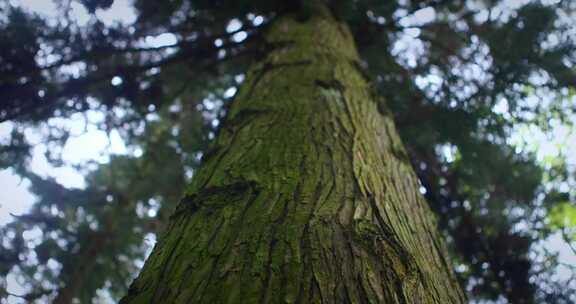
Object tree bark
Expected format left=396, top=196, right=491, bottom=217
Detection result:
left=121, top=5, right=466, bottom=303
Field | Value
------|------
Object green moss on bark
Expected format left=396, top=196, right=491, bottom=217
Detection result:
left=121, top=5, right=466, bottom=304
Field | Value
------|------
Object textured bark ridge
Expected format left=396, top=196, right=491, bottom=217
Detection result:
left=121, top=6, right=466, bottom=304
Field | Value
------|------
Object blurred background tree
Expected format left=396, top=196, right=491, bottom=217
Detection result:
left=0, top=0, right=575, bottom=303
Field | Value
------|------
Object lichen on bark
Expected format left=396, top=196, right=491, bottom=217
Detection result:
left=121, top=4, right=466, bottom=304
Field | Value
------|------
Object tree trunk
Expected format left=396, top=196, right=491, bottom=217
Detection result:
left=53, top=231, right=108, bottom=304
left=121, top=5, right=466, bottom=303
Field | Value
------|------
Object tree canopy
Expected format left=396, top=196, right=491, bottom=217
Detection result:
left=0, top=0, right=575, bottom=303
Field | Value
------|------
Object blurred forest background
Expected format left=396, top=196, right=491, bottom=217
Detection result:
left=0, top=0, right=575, bottom=303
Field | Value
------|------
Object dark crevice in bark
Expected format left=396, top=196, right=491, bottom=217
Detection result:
left=171, top=180, right=260, bottom=219
left=246, top=59, right=312, bottom=98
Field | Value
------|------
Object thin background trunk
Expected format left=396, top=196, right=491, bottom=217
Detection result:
left=53, top=231, right=107, bottom=304
left=121, top=3, right=466, bottom=303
